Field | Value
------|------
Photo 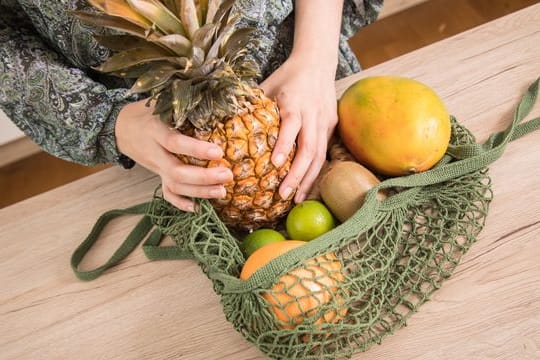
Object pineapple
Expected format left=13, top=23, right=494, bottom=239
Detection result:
left=74, top=0, right=295, bottom=230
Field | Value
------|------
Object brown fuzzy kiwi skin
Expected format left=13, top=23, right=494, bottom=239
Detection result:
left=319, top=161, right=385, bottom=222
left=306, top=135, right=356, bottom=201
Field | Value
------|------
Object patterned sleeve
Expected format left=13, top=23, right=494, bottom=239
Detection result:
left=0, top=1, right=138, bottom=166
left=341, top=0, right=384, bottom=38
left=336, top=0, right=384, bottom=77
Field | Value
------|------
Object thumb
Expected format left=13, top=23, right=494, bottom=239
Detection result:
left=259, top=76, right=277, bottom=99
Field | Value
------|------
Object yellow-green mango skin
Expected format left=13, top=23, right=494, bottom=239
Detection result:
left=338, top=76, right=451, bottom=176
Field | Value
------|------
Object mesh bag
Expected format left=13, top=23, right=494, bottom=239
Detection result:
left=72, top=77, right=540, bottom=359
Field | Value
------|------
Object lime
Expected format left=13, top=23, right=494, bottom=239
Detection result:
left=242, top=229, right=286, bottom=257
left=286, top=200, right=336, bottom=241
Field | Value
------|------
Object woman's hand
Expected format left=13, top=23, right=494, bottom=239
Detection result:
left=261, top=0, right=344, bottom=204
left=115, top=98, right=233, bottom=212
left=261, top=55, right=338, bottom=204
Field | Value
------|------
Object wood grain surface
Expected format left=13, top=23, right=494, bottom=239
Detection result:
left=378, top=0, right=428, bottom=18
left=351, top=0, right=540, bottom=69
left=1, top=4, right=539, bottom=359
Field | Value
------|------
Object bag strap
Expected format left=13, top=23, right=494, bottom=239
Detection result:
left=71, top=202, right=192, bottom=281
left=142, top=227, right=194, bottom=261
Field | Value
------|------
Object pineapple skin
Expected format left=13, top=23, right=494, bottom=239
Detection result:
left=179, top=90, right=295, bottom=231
left=74, top=1, right=295, bottom=230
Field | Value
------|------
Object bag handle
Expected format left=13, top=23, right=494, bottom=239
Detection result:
left=142, top=227, right=194, bottom=261
left=71, top=202, right=192, bottom=281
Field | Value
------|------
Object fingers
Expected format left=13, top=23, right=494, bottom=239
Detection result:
left=297, top=113, right=337, bottom=201
left=294, top=133, right=328, bottom=203
left=162, top=184, right=197, bottom=212
left=160, top=153, right=232, bottom=212
left=278, top=112, right=318, bottom=201
left=165, top=181, right=226, bottom=200
left=272, top=104, right=301, bottom=168
left=162, top=180, right=227, bottom=213
left=169, top=164, right=233, bottom=185
left=153, top=127, right=233, bottom=211
left=158, top=127, right=224, bottom=161
left=272, top=89, right=335, bottom=203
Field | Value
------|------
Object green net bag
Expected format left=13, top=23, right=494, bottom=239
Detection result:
left=72, top=77, right=540, bottom=359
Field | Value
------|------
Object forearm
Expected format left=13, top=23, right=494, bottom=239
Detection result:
left=291, top=0, right=344, bottom=74
left=0, top=22, right=138, bottom=166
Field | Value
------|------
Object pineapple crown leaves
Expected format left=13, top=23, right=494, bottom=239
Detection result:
left=73, top=0, right=261, bottom=130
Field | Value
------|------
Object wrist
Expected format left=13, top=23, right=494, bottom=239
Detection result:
left=290, top=0, right=343, bottom=78
left=288, top=49, right=338, bottom=79
left=115, top=103, right=132, bottom=155
left=114, top=105, right=137, bottom=169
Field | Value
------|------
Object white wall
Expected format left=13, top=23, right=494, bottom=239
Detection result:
left=0, top=109, right=24, bottom=146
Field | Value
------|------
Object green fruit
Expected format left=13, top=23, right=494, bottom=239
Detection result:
left=286, top=200, right=336, bottom=241
left=242, top=229, right=286, bottom=257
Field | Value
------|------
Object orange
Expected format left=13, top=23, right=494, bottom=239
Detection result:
left=285, top=200, right=336, bottom=241
left=338, top=76, right=451, bottom=176
left=240, top=241, right=348, bottom=330
left=240, top=241, right=306, bottom=279
left=241, top=229, right=286, bottom=257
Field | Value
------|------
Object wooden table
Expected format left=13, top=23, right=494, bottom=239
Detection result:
left=2, top=4, right=539, bottom=359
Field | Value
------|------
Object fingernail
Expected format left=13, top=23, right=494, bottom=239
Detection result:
left=207, top=147, right=223, bottom=158
left=273, top=153, right=285, bottom=168
left=186, top=203, right=195, bottom=212
left=296, top=193, right=306, bottom=203
left=210, top=187, right=226, bottom=198
left=281, top=186, right=293, bottom=200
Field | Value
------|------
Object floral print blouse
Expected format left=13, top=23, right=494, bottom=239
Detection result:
left=0, top=0, right=382, bottom=166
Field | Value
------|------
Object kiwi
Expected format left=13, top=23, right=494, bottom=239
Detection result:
left=319, top=161, right=385, bottom=222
